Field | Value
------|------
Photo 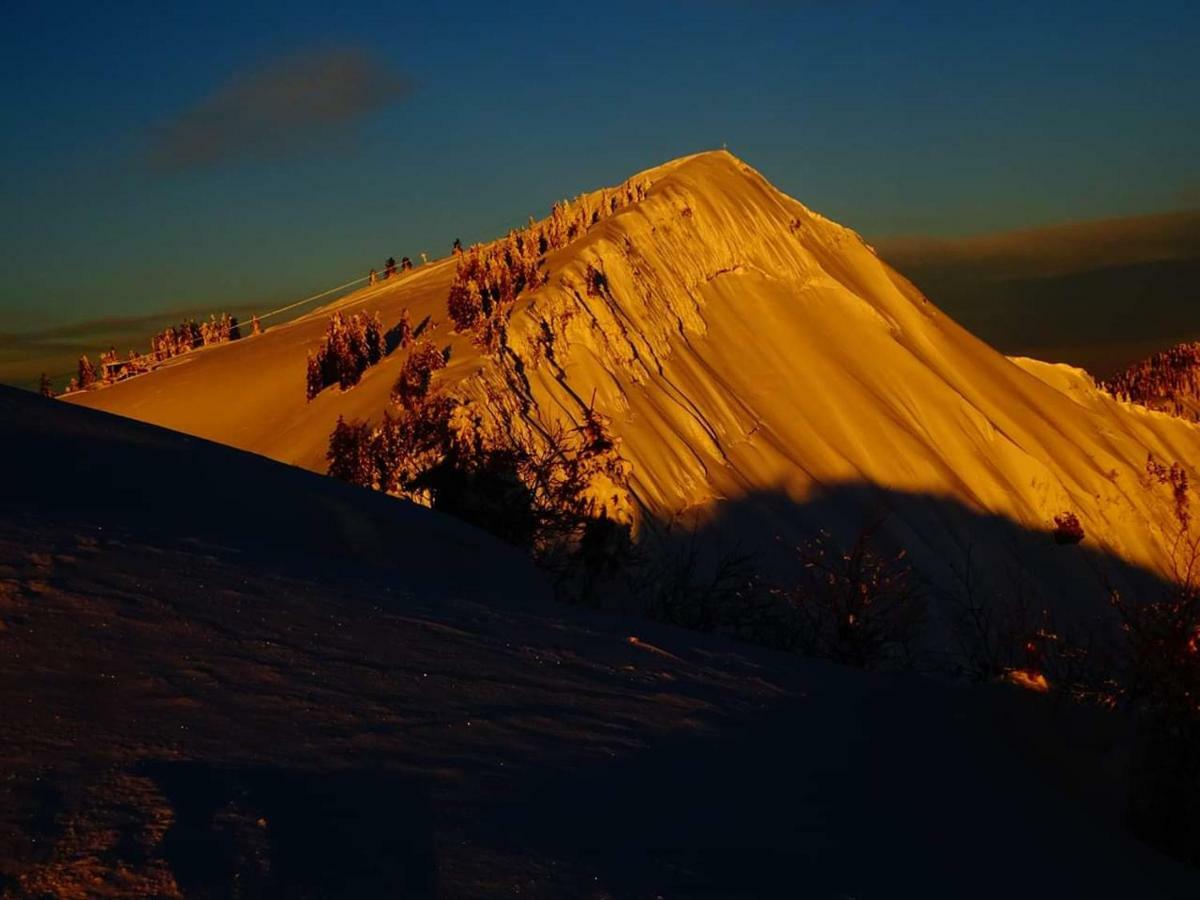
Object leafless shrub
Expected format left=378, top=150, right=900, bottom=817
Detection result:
left=628, top=530, right=770, bottom=639
left=943, top=543, right=1117, bottom=704
left=1108, top=469, right=1200, bottom=864
left=778, top=524, right=927, bottom=670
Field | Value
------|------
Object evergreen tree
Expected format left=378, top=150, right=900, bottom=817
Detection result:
left=392, top=340, right=447, bottom=411
left=448, top=277, right=484, bottom=332
left=396, top=308, right=412, bottom=348
left=326, top=416, right=375, bottom=487
left=77, top=355, right=96, bottom=389
left=305, top=351, right=323, bottom=401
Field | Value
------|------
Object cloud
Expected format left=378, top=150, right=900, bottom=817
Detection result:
left=0, top=305, right=259, bottom=387
left=147, top=48, right=410, bottom=169
left=872, top=210, right=1200, bottom=378
left=874, top=210, right=1200, bottom=282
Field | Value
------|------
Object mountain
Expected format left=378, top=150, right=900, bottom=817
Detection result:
left=65, top=150, right=1200, bottom=592
left=5, top=385, right=1200, bottom=896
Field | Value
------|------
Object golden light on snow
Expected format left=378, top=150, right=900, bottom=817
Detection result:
left=64, top=150, right=1200, bottom=586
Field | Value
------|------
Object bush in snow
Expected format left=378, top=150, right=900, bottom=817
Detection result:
left=305, top=310, right=386, bottom=400
left=1053, top=511, right=1085, bottom=545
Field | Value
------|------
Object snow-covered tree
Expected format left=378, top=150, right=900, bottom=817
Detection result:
left=77, top=355, right=96, bottom=389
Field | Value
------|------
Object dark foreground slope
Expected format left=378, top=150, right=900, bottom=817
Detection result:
left=2, top=387, right=1198, bottom=898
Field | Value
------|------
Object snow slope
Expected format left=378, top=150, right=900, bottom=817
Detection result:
left=4, top=386, right=1199, bottom=896
left=67, top=150, right=1200, bottom=583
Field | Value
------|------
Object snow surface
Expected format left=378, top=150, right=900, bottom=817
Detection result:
left=4, top=385, right=1199, bottom=896
left=68, top=150, right=1200, bottom=589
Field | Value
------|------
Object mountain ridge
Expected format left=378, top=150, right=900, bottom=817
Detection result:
left=66, top=150, right=1200, bottom=587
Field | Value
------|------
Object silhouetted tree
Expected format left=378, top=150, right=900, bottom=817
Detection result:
left=1107, top=469, right=1200, bottom=865
left=1053, top=511, right=1085, bottom=545
left=326, top=390, right=634, bottom=571
left=39, top=373, right=53, bottom=398
left=778, top=523, right=926, bottom=670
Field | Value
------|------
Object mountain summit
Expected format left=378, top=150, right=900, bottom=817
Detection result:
left=68, top=150, right=1200, bottom=584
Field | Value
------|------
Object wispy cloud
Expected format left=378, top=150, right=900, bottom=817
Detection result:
left=0, top=306, right=259, bottom=387
left=147, top=47, right=410, bottom=169
left=875, top=210, right=1200, bottom=282
left=873, top=210, right=1200, bottom=378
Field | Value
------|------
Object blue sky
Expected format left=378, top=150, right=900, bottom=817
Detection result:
left=2, top=0, right=1198, bottom=329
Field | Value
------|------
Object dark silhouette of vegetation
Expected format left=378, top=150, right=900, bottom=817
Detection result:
left=305, top=311, right=386, bottom=400
left=942, top=541, right=1113, bottom=700
left=1053, top=511, right=1085, bottom=545
left=39, top=373, right=54, bottom=398
left=619, top=519, right=927, bottom=670
left=783, top=525, right=927, bottom=669
left=940, top=460, right=1200, bottom=867
left=327, top=359, right=632, bottom=565
left=1146, top=454, right=1191, bottom=531
left=632, top=533, right=765, bottom=639
left=1109, top=460, right=1200, bottom=865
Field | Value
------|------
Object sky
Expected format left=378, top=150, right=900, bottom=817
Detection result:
left=1, top=0, right=1198, bottom=376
